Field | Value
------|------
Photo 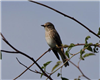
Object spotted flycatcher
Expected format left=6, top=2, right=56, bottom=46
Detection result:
left=41, top=22, right=69, bottom=67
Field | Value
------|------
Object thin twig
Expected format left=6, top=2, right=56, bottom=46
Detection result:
left=78, top=59, right=81, bottom=67
left=16, top=57, right=36, bottom=73
left=16, top=57, right=44, bottom=75
left=16, top=57, right=45, bottom=75
left=60, top=43, right=100, bottom=48
left=0, top=33, right=19, bottom=52
left=1, top=50, right=18, bottom=53
left=28, top=0, right=100, bottom=38
left=75, top=43, right=100, bottom=47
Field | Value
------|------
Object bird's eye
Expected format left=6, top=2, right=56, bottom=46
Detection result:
left=47, top=25, right=50, bottom=27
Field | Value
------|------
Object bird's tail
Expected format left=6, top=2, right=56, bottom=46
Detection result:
left=58, top=48, right=69, bottom=67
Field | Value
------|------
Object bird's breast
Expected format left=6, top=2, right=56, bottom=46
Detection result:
left=45, top=30, right=56, bottom=48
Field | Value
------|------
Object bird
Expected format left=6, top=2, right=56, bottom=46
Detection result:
left=41, top=22, right=69, bottom=67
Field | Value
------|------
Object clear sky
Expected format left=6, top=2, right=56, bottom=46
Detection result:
left=1, top=1, right=99, bottom=80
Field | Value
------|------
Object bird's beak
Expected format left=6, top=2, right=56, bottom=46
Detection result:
left=41, top=25, right=45, bottom=27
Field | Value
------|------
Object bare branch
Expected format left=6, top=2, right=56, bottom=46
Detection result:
left=14, top=48, right=51, bottom=79
left=0, top=33, right=20, bottom=52
left=0, top=33, right=52, bottom=80
left=16, top=57, right=48, bottom=78
left=16, top=57, right=36, bottom=73
left=1, top=50, right=18, bottom=53
left=28, top=0, right=100, bottom=38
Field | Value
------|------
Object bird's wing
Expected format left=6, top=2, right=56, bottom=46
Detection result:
left=53, top=30, right=62, bottom=46
left=52, top=30, right=69, bottom=67
left=52, top=49, right=60, bottom=60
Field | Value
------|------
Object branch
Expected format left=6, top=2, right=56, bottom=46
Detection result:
left=14, top=48, right=51, bottom=79
left=16, top=57, right=37, bottom=73
left=1, top=50, right=18, bottom=53
left=74, top=43, right=100, bottom=47
left=28, top=0, right=100, bottom=38
left=16, top=57, right=43, bottom=74
left=61, top=43, right=100, bottom=48
left=0, top=33, right=52, bottom=80
left=16, top=57, right=48, bottom=77
left=69, top=60, right=90, bottom=80
left=0, top=33, right=20, bottom=52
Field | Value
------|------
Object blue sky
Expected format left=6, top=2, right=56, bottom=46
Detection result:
left=1, top=1, right=99, bottom=80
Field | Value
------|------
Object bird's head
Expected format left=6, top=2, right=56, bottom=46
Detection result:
left=41, top=22, right=55, bottom=30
